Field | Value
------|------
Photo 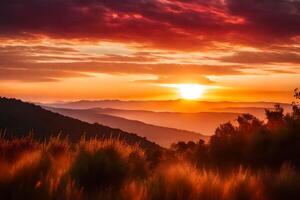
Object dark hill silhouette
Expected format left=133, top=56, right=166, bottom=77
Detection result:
left=45, top=107, right=208, bottom=147
left=0, top=97, right=160, bottom=151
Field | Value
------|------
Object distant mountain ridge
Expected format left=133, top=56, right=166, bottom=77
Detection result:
left=46, top=99, right=292, bottom=135
left=0, top=97, right=160, bottom=151
left=88, top=107, right=239, bottom=135
left=47, top=99, right=290, bottom=113
left=45, top=107, right=208, bottom=147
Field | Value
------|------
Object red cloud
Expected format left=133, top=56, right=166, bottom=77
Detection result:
left=2, top=0, right=299, bottom=50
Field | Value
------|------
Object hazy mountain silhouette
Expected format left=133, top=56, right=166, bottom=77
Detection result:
left=45, top=107, right=208, bottom=147
left=47, top=99, right=290, bottom=113
left=86, top=108, right=239, bottom=135
left=47, top=100, right=291, bottom=135
left=0, top=97, right=160, bottom=150
left=212, top=106, right=293, bottom=119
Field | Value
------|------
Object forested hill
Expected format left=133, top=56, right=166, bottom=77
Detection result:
left=0, top=97, right=160, bottom=151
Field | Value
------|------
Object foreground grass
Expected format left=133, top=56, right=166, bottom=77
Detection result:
left=1, top=136, right=300, bottom=200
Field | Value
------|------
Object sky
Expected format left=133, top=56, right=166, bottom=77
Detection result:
left=1, top=0, right=300, bottom=102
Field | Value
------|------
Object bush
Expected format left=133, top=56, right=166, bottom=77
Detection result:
left=2, top=131, right=300, bottom=200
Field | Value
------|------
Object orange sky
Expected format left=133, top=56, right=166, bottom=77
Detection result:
left=1, top=0, right=300, bottom=103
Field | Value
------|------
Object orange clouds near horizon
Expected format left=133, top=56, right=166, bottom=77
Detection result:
left=0, top=0, right=300, bottom=103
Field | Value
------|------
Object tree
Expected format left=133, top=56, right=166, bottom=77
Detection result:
left=237, top=114, right=263, bottom=133
left=265, top=104, right=284, bottom=129
left=293, top=88, right=300, bottom=118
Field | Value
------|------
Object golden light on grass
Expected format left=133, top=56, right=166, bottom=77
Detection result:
left=178, top=84, right=205, bottom=100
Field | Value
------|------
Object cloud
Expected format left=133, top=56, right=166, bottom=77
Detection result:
left=0, top=44, right=250, bottom=82
left=1, top=0, right=299, bottom=50
left=219, top=51, right=300, bottom=64
left=0, top=61, right=246, bottom=82
left=264, top=69, right=297, bottom=74
left=227, top=0, right=300, bottom=38
left=135, top=74, right=215, bottom=85
left=2, top=43, right=298, bottom=83
left=0, top=68, right=89, bottom=82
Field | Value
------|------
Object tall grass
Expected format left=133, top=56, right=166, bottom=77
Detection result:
left=0, top=136, right=300, bottom=200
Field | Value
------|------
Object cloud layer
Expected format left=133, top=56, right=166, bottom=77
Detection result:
left=0, top=0, right=300, bottom=102
left=1, top=0, right=300, bottom=49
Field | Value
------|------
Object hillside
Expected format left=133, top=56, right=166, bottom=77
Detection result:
left=0, top=97, right=160, bottom=150
left=45, top=107, right=208, bottom=147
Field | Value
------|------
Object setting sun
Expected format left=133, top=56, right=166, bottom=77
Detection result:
left=178, top=84, right=205, bottom=100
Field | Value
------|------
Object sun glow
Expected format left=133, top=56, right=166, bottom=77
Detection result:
left=178, top=84, right=205, bottom=100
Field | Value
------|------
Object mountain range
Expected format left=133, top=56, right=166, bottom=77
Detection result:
left=47, top=99, right=291, bottom=113
left=46, top=99, right=293, bottom=135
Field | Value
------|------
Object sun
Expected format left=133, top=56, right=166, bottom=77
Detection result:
left=178, top=84, right=205, bottom=100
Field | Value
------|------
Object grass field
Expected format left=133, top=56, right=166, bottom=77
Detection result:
left=1, top=136, right=300, bottom=200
